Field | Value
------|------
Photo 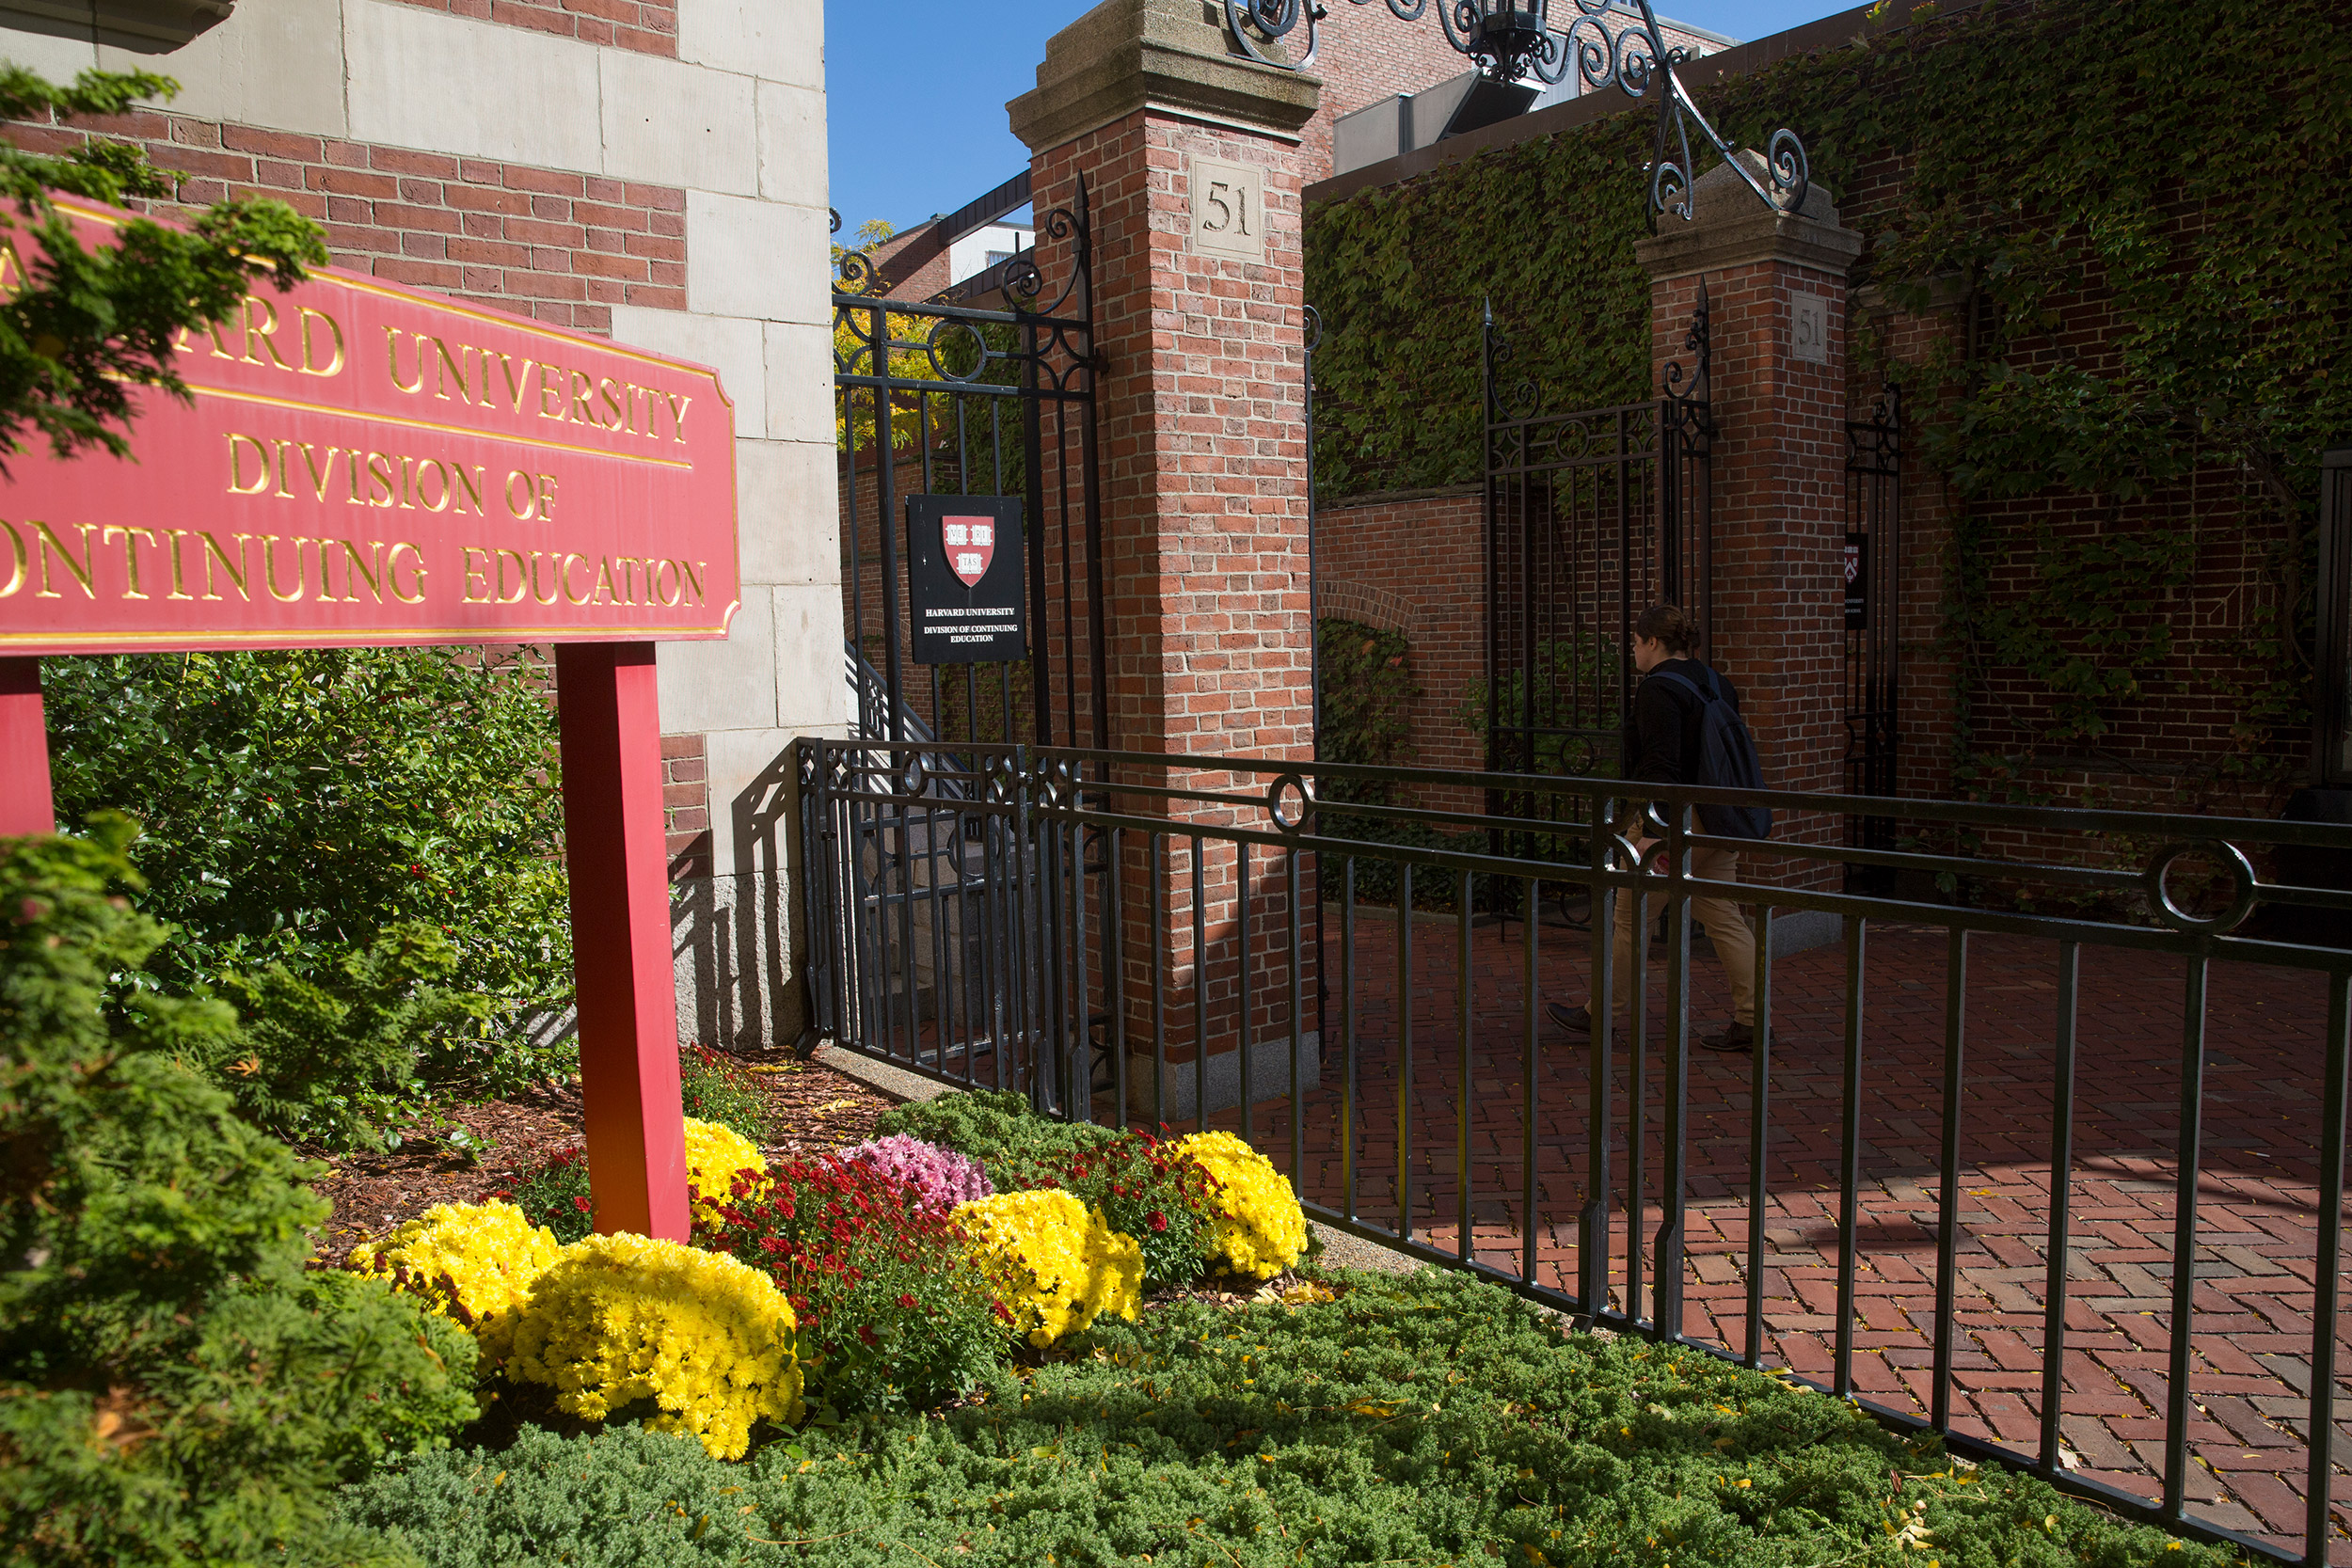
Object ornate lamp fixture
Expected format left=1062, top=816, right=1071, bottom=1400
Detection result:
left=1224, top=0, right=1807, bottom=222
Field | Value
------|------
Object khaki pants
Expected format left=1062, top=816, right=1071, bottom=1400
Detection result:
left=1603, top=845, right=1757, bottom=1028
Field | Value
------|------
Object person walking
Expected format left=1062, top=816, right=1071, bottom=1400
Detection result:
left=1547, top=603, right=1764, bottom=1053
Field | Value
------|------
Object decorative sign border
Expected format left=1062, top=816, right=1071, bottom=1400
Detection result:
left=0, top=197, right=740, bottom=656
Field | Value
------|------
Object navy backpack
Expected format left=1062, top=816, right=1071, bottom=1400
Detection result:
left=1645, top=664, right=1772, bottom=841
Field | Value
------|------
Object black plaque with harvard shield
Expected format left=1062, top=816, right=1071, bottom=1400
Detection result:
left=904, top=495, right=1026, bottom=664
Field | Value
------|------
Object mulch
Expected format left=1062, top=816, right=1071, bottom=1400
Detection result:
left=309, top=1055, right=899, bottom=1255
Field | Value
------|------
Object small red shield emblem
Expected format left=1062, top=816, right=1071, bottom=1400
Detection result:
left=942, top=515, right=995, bottom=588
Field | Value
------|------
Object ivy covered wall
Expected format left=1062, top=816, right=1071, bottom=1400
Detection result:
left=1304, top=0, right=2351, bottom=806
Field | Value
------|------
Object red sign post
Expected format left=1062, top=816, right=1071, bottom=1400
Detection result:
left=0, top=198, right=741, bottom=1241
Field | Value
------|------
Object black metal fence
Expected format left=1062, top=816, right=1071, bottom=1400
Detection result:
left=795, top=736, right=2350, bottom=1564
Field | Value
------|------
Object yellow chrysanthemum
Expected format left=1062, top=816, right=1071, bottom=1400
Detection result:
left=349, top=1198, right=563, bottom=1362
left=506, top=1231, right=803, bottom=1461
left=683, top=1116, right=769, bottom=1229
left=952, top=1189, right=1141, bottom=1348
left=1171, top=1131, right=1308, bottom=1280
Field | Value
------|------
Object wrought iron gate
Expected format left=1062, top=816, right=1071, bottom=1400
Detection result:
left=1482, top=291, right=1710, bottom=816
left=1843, top=386, right=1902, bottom=886
left=820, top=180, right=1104, bottom=1080
left=834, top=181, right=1104, bottom=752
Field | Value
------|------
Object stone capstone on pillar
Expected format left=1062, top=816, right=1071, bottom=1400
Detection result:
left=1008, top=0, right=1321, bottom=152
left=1633, top=152, right=1864, bottom=282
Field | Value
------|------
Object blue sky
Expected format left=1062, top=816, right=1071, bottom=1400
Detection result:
left=821, top=0, right=1863, bottom=237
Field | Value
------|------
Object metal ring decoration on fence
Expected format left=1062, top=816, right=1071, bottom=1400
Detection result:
left=898, top=752, right=928, bottom=799
left=795, top=742, right=818, bottom=787
left=982, top=758, right=1012, bottom=804
left=2143, top=839, right=2259, bottom=934
left=1265, top=773, right=1313, bottom=832
left=921, top=316, right=994, bottom=385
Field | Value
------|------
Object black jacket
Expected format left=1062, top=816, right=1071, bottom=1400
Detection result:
left=1622, top=658, right=1740, bottom=787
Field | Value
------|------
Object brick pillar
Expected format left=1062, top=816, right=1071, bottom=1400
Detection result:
left=1010, top=0, right=1322, bottom=1121
left=1636, top=154, right=1863, bottom=881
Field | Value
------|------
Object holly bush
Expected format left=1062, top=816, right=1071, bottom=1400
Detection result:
left=0, top=825, right=476, bottom=1566
left=44, top=646, right=572, bottom=1144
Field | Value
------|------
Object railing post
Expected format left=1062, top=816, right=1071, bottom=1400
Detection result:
left=1580, top=799, right=1615, bottom=1317
left=1655, top=801, right=1692, bottom=1342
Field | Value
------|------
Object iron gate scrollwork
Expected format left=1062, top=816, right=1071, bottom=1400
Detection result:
left=817, top=180, right=1106, bottom=1090
left=1482, top=288, right=1711, bottom=838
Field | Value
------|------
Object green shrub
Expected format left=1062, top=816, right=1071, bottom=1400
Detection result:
left=870, top=1088, right=1042, bottom=1167
left=43, top=647, right=573, bottom=1140
left=0, top=825, right=477, bottom=1567
left=873, top=1092, right=1213, bottom=1286
left=677, top=1044, right=773, bottom=1145
left=202, top=922, right=494, bottom=1151
left=1315, top=616, right=1415, bottom=805
left=349, top=1268, right=2233, bottom=1568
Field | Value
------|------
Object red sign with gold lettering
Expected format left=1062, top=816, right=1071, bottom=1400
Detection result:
left=0, top=198, right=739, bottom=656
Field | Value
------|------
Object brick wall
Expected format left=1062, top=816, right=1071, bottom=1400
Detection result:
left=1029, top=100, right=1318, bottom=1068
left=1314, top=487, right=1485, bottom=812
left=384, top=0, right=676, bottom=55
left=1295, top=3, right=1473, bottom=184
left=1834, top=140, right=2293, bottom=817
left=4, top=108, right=686, bottom=336
left=663, top=733, right=712, bottom=879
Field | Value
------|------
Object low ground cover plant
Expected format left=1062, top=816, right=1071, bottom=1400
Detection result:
left=343, top=1267, right=2233, bottom=1568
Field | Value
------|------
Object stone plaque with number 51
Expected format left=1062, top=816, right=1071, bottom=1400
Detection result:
left=1188, top=155, right=1265, bottom=262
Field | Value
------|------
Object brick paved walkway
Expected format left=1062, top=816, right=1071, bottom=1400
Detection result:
left=1213, top=911, right=2351, bottom=1562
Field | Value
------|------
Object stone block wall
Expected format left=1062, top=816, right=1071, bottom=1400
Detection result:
left=384, top=0, right=678, bottom=54
left=0, top=0, right=844, bottom=1051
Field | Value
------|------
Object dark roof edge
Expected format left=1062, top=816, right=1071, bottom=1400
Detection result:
left=1304, top=0, right=1967, bottom=209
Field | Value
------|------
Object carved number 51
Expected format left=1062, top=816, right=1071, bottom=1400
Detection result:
left=1204, top=180, right=1250, bottom=235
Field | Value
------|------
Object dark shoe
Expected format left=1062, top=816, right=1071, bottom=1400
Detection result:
left=1546, top=1002, right=1593, bottom=1036
left=1700, top=1021, right=1756, bottom=1053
